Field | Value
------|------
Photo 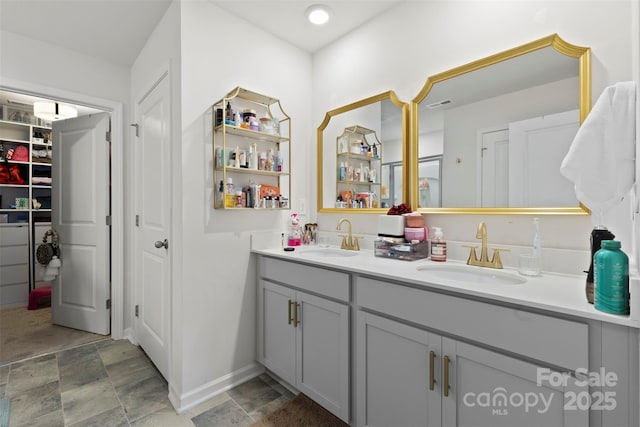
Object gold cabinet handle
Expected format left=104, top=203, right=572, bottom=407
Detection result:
left=443, top=355, right=450, bottom=397
left=288, top=299, right=293, bottom=325
left=429, top=351, right=436, bottom=391
left=293, top=302, right=300, bottom=327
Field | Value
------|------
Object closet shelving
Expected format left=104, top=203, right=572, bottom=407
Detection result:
left=0, top=117, right=52, bottom=307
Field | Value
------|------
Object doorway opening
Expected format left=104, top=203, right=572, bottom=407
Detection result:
left=0, top=88, right=120, bottom=365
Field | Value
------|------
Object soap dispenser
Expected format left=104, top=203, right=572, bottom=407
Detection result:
left=431, top=227, right=447, bottom=262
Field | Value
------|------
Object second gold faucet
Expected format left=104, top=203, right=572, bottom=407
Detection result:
left=336, top=218, right=360, bottom=251
left=465, top=221, right=509, bottom=269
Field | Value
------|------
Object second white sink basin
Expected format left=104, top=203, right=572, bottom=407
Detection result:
left=297, top=247, right=359, bottom=258
left=416, top=263, right=527, bottom=285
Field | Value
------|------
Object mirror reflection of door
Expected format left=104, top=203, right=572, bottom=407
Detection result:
left=479, top=110, right=579, bottom=208
left=418, top=156, right=442, bottom=208
left=381, top=160, right=403, bottom=208
left=508, top=109, right=579, bottom=207
left=480, top=129, right=509, bottom=207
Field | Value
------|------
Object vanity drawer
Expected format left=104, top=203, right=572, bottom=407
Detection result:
left=259, top=256, right=349, bottom=302
left=356, top=275, right=588, bottom=370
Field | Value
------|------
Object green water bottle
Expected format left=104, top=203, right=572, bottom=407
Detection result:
left=594, top=240, right=630, bottom=315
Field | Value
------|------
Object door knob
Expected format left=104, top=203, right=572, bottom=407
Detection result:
left=154, top=239, right=169, bottom=249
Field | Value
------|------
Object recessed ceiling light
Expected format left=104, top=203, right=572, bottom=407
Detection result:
left=306, top=4, right=331, bottom=25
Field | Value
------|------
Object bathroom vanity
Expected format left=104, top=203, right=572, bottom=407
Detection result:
left=254, top=247, right=639, bottom=427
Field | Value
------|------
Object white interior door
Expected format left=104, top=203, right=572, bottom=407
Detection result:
left=134, top=73, right=171, bottom=379
left=480, top=129, right=509, bottom=207
left=508, top=110, right=580, bottom=207
left=51, top=113, right=110, bottom=335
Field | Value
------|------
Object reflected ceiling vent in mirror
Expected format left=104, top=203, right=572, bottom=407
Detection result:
left=33, top=101, right=78, bottom=121
left=426, top=99, right=452, bottom=109
left=306, top=4, right=331, bottom=25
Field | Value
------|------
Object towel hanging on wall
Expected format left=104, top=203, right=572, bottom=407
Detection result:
left=560, top=81, right=636, bottom=220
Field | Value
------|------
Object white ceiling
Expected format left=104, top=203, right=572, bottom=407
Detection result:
left=1, top=0, right=403, bottom=111
left=209, top=1, right=405, bottom=53
left=0, top=0, right=173, bottom=66
left=0, top=0, right=405, bottom=67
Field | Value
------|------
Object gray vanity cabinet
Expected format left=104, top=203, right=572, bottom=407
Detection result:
left=356, top=311, right=586, bottom=427
left=260, top=280, right=297, bottom=387
left=255, top=252, right=639, bottom=427
left=356, top=311, right=442, bottom=427
left=257, top=257, right=350, bottom=423
left=441, top=338, right=586, bottom=427
left=354, top=275, right=595, bottom=427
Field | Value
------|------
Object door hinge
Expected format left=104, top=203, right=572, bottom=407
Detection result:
left=135, top=215, right=140, bottom=227
left=106, top=299, right=111, bottom=309
left=106, top=215, right=111, bottom=226
left=130, top=123, right=139, bottom=137
left=135, top=304, right=139, bottom=317
left=106, top=130, right=111, bottom=142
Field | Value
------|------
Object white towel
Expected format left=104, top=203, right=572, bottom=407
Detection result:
left=560, top=81, right=636, bottom=214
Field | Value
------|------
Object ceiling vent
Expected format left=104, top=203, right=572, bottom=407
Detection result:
left=426, top=99, right=452, bottom=109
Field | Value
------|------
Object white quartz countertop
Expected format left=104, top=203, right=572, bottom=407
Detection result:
left=253, top=246, right=640, bottom=329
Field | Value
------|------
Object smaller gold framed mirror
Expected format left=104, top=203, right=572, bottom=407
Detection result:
left=317, top=91, right=409, bottom=213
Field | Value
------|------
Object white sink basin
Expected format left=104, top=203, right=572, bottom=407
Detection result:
left=416, top=263, right=526, bottom=285
left=296, top=247, right=359, bottom=258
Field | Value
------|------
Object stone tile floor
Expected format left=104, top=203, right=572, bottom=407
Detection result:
left=0, top=339, right=294, bottom=426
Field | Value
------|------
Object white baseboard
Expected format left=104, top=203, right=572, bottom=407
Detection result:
left=169, top=362, right=265, bottom=413
left=122, top=327, right=138, bottom=345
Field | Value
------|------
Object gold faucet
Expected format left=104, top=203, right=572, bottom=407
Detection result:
left=336, top=218, right=360, bottom=251
left=465, top=221, right=509, bottom=269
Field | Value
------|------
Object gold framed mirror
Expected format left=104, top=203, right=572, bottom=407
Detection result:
left=317, top=91, right=409, bottom=213
left=411, top=34, right=591, bottom=214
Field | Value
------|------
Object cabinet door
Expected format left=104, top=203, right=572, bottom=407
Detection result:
left=261, top=280, right=296, bottom=386
left=356, top=311, right=442, bottom=427
left=443, top=338, right=588, bottom=427
left=296, top=291, right=349, bottom=423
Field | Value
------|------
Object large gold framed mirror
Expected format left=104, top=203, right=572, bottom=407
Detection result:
left=411, top=34, right=591, bottom=214
left=317, top=91, right=409, bottom=213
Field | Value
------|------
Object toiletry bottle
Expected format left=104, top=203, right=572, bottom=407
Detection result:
left=225, top=102, right=233, bottom=124
left=586, top=226, right=615, bottom=304
left=267, top=148, right=275, bottom=171
left=259, top=152, right=267, bottom=170
left=234, top=146, right=240, bottom=168
left=276, top=150, right=283, bottom=172
left=288, top=213, right=302, bottom=246
left=338, top=162, right=346, bottom=181
left=250, top=143, right=258, bottom=170
left=239, top=150, right=247, bottom=168
left=594, top=240, right=629, bottom=315
left=225, top=177, right=236, bottom=208
left=430, top=227, right=447, bottom=262
left=217, top=180, right=224, bottom=207
left=215, top=147, right=223, bottom=168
